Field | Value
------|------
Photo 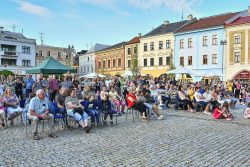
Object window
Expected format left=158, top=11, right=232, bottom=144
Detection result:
left=108, top=60, right=111, bottom=68
left=103, top=60, right=106, bottom=68
left=144, top=43, right=147, bottom=52
left=144, top=59, right=147, bottom=67
left=98, top=61, right=101, bottom=68
left=150, top=42, right=154, bottom=51
left=113, top=59, right=116, bottom=67
left=118, top=58, right=121, bottom=67
left=212, top=54, right=218, bottom=64
left=159, top=41, right=163, bottom=50
left=203, top=36, right=208, bottom=46
left=39, top=50, right=42, bottom=56
left=203, top=55, right=208, bottom=64
left=47, top=51, right=51, bottom=57
left=159, top=57, right=163, bottom=66
left=234, top=35, right=240, bottom=44
left=22, top=60, right=31, bottom=67
left=188, top=38, right=192, bottom=48
left=166, top=57, right=170, bottom=65
left=87, top=66, right=89, bottom=72
left=166, top=40, right=170, bottom=49
left=22, top=46, right=30, bottom=54
left=87, top=57, right=90, bottom=62
left=188, top=56, right=192, bottom=65
left=128, top=60, right=131, bottom=68
left=128, top=48, right=131, bottom=55
left=180, top=57, right=184, bottom=66
left=134, top=47, right=137, bottom=54
left=58, top=52, right=61, bottom=58
left=180, top=39, right=184, bottom=48
left=212, top=35, right=217, bottom=45
left=1, top=58, right=17, bottom=66
left=234, top=52, right=240, bottom=63
left=150, top=58, right=154, bottom=66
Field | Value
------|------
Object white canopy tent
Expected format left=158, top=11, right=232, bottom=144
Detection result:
left=79, top=72, right=106, bottom=79
left=122, top=70, right=133, bottom=77
left=166, top=67, right=203, bottom=82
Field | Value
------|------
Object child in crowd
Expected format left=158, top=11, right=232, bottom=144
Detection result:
left=243, top=102, right=250, bottom=119
left=213, top=102, right=233, bottom=121
left=23, top=93, right=36, bottom=124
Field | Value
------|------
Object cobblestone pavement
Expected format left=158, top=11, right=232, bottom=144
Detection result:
left=0, top=104, right=250, bottom=167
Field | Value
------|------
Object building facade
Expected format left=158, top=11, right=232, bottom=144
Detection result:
left=139, top=20, right=191, bottom=77
left=174, top=12, right=242, bottom=81
left=0, top=27, right=36, bottom=75
left=225, top=12, right=250, bottom=81
left=95, top=42, right=126, bottom=76
left=79, top=44, right=109, bottom=75
left=36, top=45, right=75, bottom=67
left=124, top=34, right=141, bottom=76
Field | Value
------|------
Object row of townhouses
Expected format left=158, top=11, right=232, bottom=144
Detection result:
left=0, top=27, right=76, bottom=75
left=79, top=7, right=250, bottom=81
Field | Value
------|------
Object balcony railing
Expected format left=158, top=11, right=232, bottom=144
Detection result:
left=1, top=51, right=17, bottom=56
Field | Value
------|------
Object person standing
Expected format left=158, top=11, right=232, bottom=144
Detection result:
left=14, top=78, right=23, bottom=99
left=49, top=75, right=59, bottom=102
left=25, top=75, right=34, bottom=98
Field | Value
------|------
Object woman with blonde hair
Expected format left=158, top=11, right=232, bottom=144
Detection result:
left=3, top=87, right=23, bottom=125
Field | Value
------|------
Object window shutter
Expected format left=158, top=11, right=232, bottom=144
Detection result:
left=240, top=30, right=245, bottom=64
left=229, top=32, right=234, bottom=65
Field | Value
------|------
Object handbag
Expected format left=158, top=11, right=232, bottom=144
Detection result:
left=73, top=107, right=84, bottom=115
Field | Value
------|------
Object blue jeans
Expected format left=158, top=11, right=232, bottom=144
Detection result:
left=86, top=109, right=100, bottom=124
left=198, top=101, right=208, bottom=110
left=26, top=89, right=32, bottom=98
left=67, top=109, right=88, bottom=122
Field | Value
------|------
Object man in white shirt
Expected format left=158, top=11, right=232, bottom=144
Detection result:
left=194, top=87, right=211, bottom=115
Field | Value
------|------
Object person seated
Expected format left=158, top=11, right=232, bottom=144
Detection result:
left=243, top=102, right=250, bottom=119
left=0, top=95, right=6, bottom=128
left=100, top=86, right=116, bottom=111
left=194, top=87, right=211, bottom=115
left=23, top=93, right=36, bottom=125
left=100, top=94, right=116, bottom=125
left=65, top=88, right=91, bottom=133
left=28, top=89, right=57, bottom=140
left=141, top=91, right=163, bottom=120
left=109, top=86, right=125, bottom=115
left=213, top=102, right=233, bottom=121
left=223, top=87, right=238, bottom=108
left=3, top=87, right=23, bottom=125
left=178, top=86, right=194, bottom=112
left=80, top=94, right=100, bottom=126
left=126, top=87, right=148, bottom=121
left=210, top=87, right=224, bottom=108
left=55, top=87, right=70, bottom=127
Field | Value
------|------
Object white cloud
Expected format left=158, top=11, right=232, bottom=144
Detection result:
left=63, top=0, right=117, bottom=9
left=15, top=0, right=52, bottom=17
left=128, top=0, right=203, bottom=14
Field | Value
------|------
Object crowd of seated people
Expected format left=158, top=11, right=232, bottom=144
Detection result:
left=0, top=74, right=249, bottom=141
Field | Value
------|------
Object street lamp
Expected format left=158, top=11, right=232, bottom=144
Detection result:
left=220, top=40, right=227, bottom=82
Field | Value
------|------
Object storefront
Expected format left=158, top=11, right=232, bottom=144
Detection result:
left=233, top=71, right=250, bottom=81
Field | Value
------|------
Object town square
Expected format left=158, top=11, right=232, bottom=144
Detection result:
left=0, top=0, right=250, bottom=167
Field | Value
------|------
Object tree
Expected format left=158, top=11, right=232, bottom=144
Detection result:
left=0, top=70, right=14, bottom=77
left=131, top=57, right=141, bottom=77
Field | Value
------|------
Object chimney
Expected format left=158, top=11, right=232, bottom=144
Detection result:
left=248, top=6, right=250, bottom=16
left=138, top=33, right=141, bottom=37
left=164, top=20, right=169, bottom=25
left=187, top=14, right=193, bottom=20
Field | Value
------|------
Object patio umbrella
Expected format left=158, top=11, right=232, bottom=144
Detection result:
left=166, top=67, right=203, bottom=82
left=79, top=72, right=106, bottom=79
left=203, top=72, right=221, bottom=78
left=122, top=70, right=133, bottom=77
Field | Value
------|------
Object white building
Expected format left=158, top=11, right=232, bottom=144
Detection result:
left=0, top=27, right=36, bottom=75
left=79, top=43, right=109, bottom=75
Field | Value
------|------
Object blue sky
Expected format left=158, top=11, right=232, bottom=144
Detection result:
left=0, top=0, right=249, bottom=52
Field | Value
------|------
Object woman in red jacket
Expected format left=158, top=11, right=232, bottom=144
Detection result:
left=126, top=87, right=148, bottom=121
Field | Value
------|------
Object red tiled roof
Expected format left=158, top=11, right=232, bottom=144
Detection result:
left=176, top=12, right=239, bottom=33
left=125, top=36, right=140, bottom=45
left=227, top=16, right=250, bottom=26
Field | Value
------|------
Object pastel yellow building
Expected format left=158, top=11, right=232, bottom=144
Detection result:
left=225, top=14, right=250, bottom=81
left=95, top=42, right=126, bottom=76
left=139, top=20, right=191, bottom=77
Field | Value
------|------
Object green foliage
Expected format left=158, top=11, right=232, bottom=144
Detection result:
left=131, top=57, right=140, bottom=78
left=0, top=70, right=14, bottom=77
